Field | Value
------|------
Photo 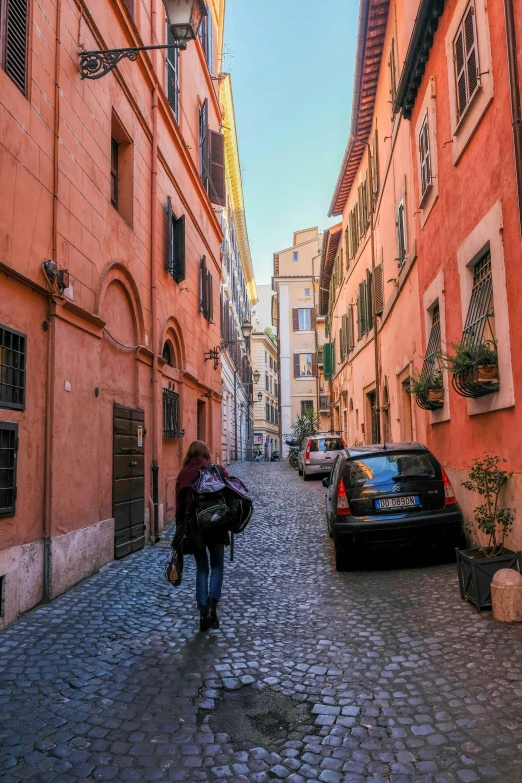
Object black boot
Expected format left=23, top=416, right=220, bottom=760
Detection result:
left=208, top=597, right=220, bottom=629
left=199, top=607, right=210, bottom=632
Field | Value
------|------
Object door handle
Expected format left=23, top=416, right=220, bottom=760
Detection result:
left=130, top=460, right=138, bottom=468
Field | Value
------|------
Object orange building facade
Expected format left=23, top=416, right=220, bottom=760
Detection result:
left=321, top=0, right=522, bottom=547
left=0, top=0, right=228, bottom=627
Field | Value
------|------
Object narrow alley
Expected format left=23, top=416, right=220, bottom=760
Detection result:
left=2, top=463, right=522, bottom=783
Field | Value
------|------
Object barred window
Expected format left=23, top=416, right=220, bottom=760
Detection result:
left=0, top=423, right=18, bottom=517
left=163, top=389, right=183, bottom=437
left=463, top=252, right=495, bottom=345
left=0, top=325, right=26, bottom=410
left=415, top=306, right=443, bottom=410
left=301, top=400, right=314, bottom=415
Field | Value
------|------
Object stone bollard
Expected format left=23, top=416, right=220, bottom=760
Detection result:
left=491, top=568, right=522, bottom=623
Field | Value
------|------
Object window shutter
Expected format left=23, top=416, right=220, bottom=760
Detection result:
left=366, top=269, right=373, bottom=331
left=312, top=353, right=318, bottom=377
left=172, top=214, right=185, bottom=283
left=167, top=196, right=174, bottom=274
left=357, top=295, right=362, bottom=341
left=374, top=264, right=384, bottom=315
left=208, top=130, right=226, bottom=207
left=323, top=343, right=333, bottom=379
left=292, top=309, right=299, bottom=331
left=293, top=353, right=300, bottom=378
left=359, top=281, right=367, bottom=335
left=208, top=270, right=213, bottom=322
left=347, top=305, right=354, bottom=352
left=465, top=7, right=478, bottom=99
left=207, top=7, right=213, bottom=71
left=311, top=308, right=317, bottom=330
left=4, top=0, right=29, bottom=94
left=199, top=99, right=209, bottom=182
left=339, top=328, right=344, bottom=361
left=200, top=256, right=207, bottom=314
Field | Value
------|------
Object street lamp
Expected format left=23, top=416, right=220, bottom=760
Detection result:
left=257, top=391, right=263, bottom=401
left=253, top=370, right=261, bottom=384
left=80, top=0, right=206, bottom=80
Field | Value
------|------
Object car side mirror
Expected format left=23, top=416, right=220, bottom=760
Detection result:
left=322, top=477, right=330, bottom=488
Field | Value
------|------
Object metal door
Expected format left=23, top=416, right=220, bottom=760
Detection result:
left=113, top=404, right=145, bottom=559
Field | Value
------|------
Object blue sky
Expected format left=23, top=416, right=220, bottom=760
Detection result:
left=224, top=0, right=359, bottom=285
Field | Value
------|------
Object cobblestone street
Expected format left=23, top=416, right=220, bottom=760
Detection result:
left=3, top=462, right=522, bottom=783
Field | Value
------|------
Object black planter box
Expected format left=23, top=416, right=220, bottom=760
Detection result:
left=456, top=547, right=521, bottom=612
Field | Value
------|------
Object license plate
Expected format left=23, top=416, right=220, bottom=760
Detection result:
left=320, top=465, right=330, bottom=471
left=375, top=495, right=419, bottom=510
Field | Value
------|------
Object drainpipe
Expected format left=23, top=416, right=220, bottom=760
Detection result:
left=43, top=0, right=62, bottom=600
left=234, top=369, right=238, bottom=460
left=311, top=255, right=320, bottom=422
left=151, top=84, right=160, bottom=542
left=503, top=0, right=522, bottom=237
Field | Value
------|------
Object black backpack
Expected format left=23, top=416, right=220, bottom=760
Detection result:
left=192, top=464, right=253, bottom=535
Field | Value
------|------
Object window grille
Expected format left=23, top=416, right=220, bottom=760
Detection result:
left=453, top=251, right=498, bottom=398
left=319, top=394, right=330, bottom=411
left=301, top=400, right=314, bottom=415
left=415, top=305, right=444, bottom=410
left=419, top=113, right=432, bottom=197
left=163, top=389, right=184, bottom=437
left=454, top=3, right=479, bottom=119
left=0, top=325, right=26, bottom=410
left=0, top=423, right=18, bottom=517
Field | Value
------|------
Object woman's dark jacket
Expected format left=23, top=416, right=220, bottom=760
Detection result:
left=175, top=456, right=230, bottom=550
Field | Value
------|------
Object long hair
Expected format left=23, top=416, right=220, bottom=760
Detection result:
left=182, top=440, right=211, bottom=468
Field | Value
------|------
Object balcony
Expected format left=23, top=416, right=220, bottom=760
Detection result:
left=319, top=394, right=330, bottom=412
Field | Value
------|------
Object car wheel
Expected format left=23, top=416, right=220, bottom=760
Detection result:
left=334, top=541, right=356, bottom=571
left=303, top=470, right=311, bottom=481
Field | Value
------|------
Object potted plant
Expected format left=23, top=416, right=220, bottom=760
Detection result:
left=456, top=454, right=519, bottom=612
left=408, top=370, right=444, bottom=405
left=440, top=342, right=499, bottom=384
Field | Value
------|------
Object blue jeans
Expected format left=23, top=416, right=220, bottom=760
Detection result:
left=194, top=545, right=224, bottom=610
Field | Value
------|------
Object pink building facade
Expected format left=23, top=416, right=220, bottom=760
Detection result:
left=0, top=0, right=228, bottom=627
left=321, top=0, right=522, bottom=547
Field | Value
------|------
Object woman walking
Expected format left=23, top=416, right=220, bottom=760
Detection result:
left=175, top=440, right=230, bottom=632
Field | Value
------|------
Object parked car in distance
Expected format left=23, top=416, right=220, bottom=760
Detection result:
left=322, top=442, right=466, bottom=570
left=298, top=435, right=345, bottom=480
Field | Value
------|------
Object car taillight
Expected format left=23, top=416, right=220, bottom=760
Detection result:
left=336, top=480, right=351, bottom=516
left=442, top=468, right=457, bottom=505
left=305, top=439, right=311, bottom=462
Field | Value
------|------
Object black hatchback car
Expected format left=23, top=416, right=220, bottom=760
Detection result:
left=323, top=443, right=466, bottom=570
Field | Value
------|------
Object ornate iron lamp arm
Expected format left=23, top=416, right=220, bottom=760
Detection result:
left=80, top=43, right=186, bottom=81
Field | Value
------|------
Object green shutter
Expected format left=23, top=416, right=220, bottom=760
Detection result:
left=323, top=343, right=333, bottom=379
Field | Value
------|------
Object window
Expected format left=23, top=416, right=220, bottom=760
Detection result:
left=110, top=139, right=119, bottom=209
left=301, top=400, right=314, bottom=415
left=419, top=113, right=432, bottom=197
left=166, top=197, right=185, bottom=283
left=270, top=356, right=273, bottom=369
left=415, top=305, right=443, bottom=410
left=270, top=377, right=273, bottom=394
left=166, top=20, right=179, bottom=123
left=454, top=251, right=497, bottom=397
left=265, top=402, right=270, bottom=420
left=293, top=308, right=315, bottom=332
left=198, top=5, right=212, bottom=70
left=265, top=351, right=267, bottom=364
left=294, top=353, right=317, bottom=378
left=371, top=129, right=379, bottom=200
left=265, top=373, right=269, bottom=391
left=163, top=389, right=183, bottom=438
left=0, top=325, right=26, bottom=410
left=162, top=341, right=174, bottom=366
left=293, top=251, right=299, bottom=262
left=304, top=288, right=310, bottom=296
left=1, top=0, right=29, bottom=94
left=274, top=361, right=277, bottom=372
left=357, top=274, right=373, bottom=340
left=199, top=256, right=213, bottom=323
left=396, top=200, right=407, bottom=268
left=0, top=423, right=18, bottom=517
left=110, top=112, right=133, bottom=226
left=453, top=3, right=479, bottom=120
left=274, top=381, right=278, bottom=397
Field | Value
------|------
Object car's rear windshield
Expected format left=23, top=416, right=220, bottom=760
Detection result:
left=309, top=438, right=344, bottom=453
left=342, top=452, right=436, bottom=487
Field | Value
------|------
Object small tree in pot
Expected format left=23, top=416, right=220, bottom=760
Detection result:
left=440, top=341, right=498, bottom=383
left=456, top=454, right=519, bottom=612
left=408, top=369, right=444, bottom=404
